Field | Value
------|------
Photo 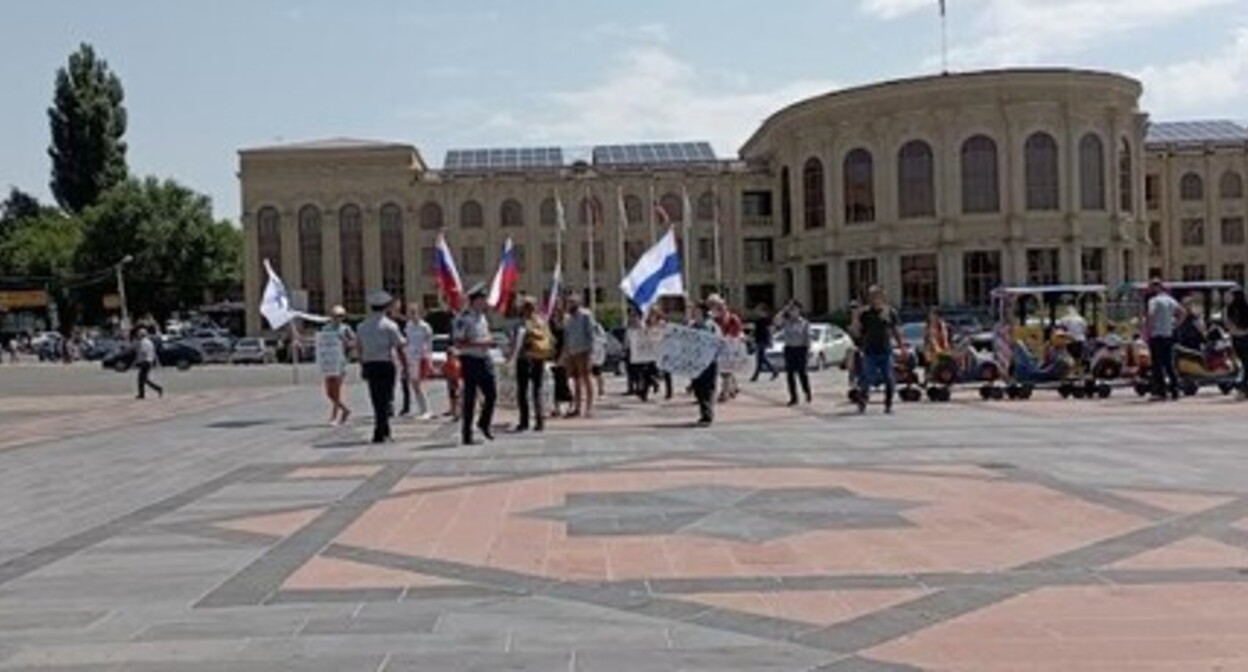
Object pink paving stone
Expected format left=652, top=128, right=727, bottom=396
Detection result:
left=287, top=464, right=382, bottom=480
left=283, top=555, right=459, bottom=590
left=216, top=507, right=323, bottom=538
left=676, top=588, right=929, bottom=628
left=867, top=584, right=1248, bottom=670
left=1108, top=488, right=1235, bottom=515
left=1109, top=536, right=1248, bottom=570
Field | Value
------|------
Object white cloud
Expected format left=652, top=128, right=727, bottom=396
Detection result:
left=860, top=0, right=940, bottom=19
left=1137, top=26, right=1248, bottom=118
left=492, top=45, right=835, bottom=156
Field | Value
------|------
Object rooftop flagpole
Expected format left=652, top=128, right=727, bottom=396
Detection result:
left=939, top=0, right=949, bottom=75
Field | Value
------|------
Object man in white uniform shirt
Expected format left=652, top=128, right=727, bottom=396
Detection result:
left=357, top=291, right=408, bottom=443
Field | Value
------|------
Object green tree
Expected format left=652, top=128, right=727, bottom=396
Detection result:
left=48, top=43, right=128, bottom=213
left=75, top=177, right=241, bottom=322
left=0, top=212, right=82, bottom=277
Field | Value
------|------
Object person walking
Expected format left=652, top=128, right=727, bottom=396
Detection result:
left=548, top=305, right=573, bottom=418
left=689, top=301, right=721, bottom=426
left=1144, top=278, right=1184, bottom=401
left=775, top=301, right=812, bottom=405
left=1225, top=287, right=1248, bottom=398
left=750, top=304, right=779, bottom=382
left=454, top=285, right=498, bottom=445
left=393, top=307, right=412, bottom=417
left=357, top=291, right=408, bottom=443
left=709, top=295, right=742, bottom=402
left=134, top=328, right=163, bottom=400
left=562, top=293, right=597, bottom=418
left=319, top=305, right=356, bottom=426
left=510, top=297, right=553, bottom=432
left=851, top=286, right=907, bottom=414
left=404, top=303, right=434, bottom=420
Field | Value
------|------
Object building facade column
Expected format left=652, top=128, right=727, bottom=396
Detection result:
left=242, top=212, right=260, bottom=335
left=323, top=208, right=343, bottom=308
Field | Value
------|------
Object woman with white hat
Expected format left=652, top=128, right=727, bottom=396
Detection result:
left=320, top=305, right=356, bottom=426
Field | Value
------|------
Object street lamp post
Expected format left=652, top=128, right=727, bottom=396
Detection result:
left=116, top=255, right=134, bottom=332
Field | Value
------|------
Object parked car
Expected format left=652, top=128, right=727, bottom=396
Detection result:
left=82, top=338, right=123, bottom=361
left=102, top=340, right=204, bottom=372
left=765, top=323, right=853, bottom=371
left=182, top=329, right=233, bottom=364
left=230, top=337, right=273, bottom=365
left=276, top=334, right=317, bottom=363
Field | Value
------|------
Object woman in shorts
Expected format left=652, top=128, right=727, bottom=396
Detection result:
left=320, top=305, right=356, bottom=426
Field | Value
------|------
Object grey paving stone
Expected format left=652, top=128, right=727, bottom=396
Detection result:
left=298, top=613, right=439, bottom=636
left=571, top=645, right=833, bottom=671
left=0, top=610, right=108, bottom=632
left=382, top=651, right=573, bottom=671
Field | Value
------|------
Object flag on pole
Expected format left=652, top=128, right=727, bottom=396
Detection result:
left=544, top=261, right=562, bottom=319
left=555, top=192, right=567, bottom=231
left=620, top=228, right=684, bottom=314
left=616, top=187, right=629, bottom=230
left=939, top=0, right=945, bottom=16
left=260, top=259, right=327, bottom=329
left=434, top=233, right=464, bottom=312
left=654, top=200, right=671, bottom=226
left=487, top=237, right=520, bottom=314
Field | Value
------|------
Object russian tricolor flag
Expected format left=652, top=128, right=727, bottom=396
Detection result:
left=434, top=233, right=464, bottom=312
left=488, top=237, right=520, bottom=314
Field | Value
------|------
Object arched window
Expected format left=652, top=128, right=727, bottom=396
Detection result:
left=659, top=192, right=683, bottom=222
left=579, top=196, right=602, bottom=226
left=843, top=149, right=875, bottom=224
left=419, top=201, right=443, bottom=230
left=1180, top=173, right=1204, bottom=201
left=960, top=135, right=999, bottom=214
left=539, top=197, right=558, bottom=227
left=257, top=207, right=282, bottom=296
left=1024, top=132, right=1060, bottom=211
left=1118, top=138, right=1133, bottom=212
left=1220, top=171, right=1244, bottom=200
left=1079, top=133, right=1106, bottom=211
left=339, top=204, right=364, bottom=314
left=696, top=191, right=715, bottom=222
left=380, top=203, right=404, bottom=301
left=624, top=194, right=644, bottom=226
left=500, top=199, right=524, bottom=228
left=780, top=167, right=793, bottom=233
left=802, top=157, right=825, bottom=229
left=898, top=140, right=935, bottom=218
left=460, top=200, right=484, bottom=228
left=297, top=205, right=323, bottom=314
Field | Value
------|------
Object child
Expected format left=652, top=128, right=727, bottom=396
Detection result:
left=443, top=347, right=462, bottom=420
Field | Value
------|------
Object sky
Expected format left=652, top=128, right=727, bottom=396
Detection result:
left=1, top=0, right=1246, bottom=221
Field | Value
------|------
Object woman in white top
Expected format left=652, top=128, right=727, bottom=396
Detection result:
left=319, top=306, right=356, bottom=426
left=405, top=303, right=435, bottom=419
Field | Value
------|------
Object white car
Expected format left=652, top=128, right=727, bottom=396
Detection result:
left=765, top=323, right=854, bottom=372
left=230, top=337, right=273, bottom=365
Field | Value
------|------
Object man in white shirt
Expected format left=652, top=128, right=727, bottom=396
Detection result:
left=454, top=285, right=497, bottom=444
left=1144, top=278, right=1184, bottom=400
left=404, top=303, right=434, bottom=420
left=357, top=291, right=408, bottom=443
left=134, top=328, right=163, bottom=400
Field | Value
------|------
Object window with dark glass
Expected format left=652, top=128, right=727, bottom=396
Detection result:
left=741, top=191, right=773, bottom=218
left=1180, top=173, right=1204, bottom=201
left=257, top=207, right=282, bottom=277
left=843, top=149, right=875, bottom=224
left=1222, top=263, right=1246, bottom=286
left=960, top=135, right=999, bottom=214
left=743, top=238, right=774, bottom=272
left=1026, top=248, right=1060, bottom=285
left=461, top=200, right=484, bottom=228
left=659, top=193, right=683, bottom=222
left=380, top=203, right=404, bottom=301
left=1081, top=248, right=1105, bottom=284
left=1079, top=133, right=1105, bottom=210
left=900, top=254, right=939, bottom=309
left=802, top=157, right=825, bottom=229
left=624, top=194, right=644, bottom=225
left=1221, top=171, right=1244, bottom=200
left=500, top=199, right=524, bottom=228
left=339, top=204, right=365, bottom=314
left=1145, top=174, right=1160, bottom=210
left=808, top=264, right=829, bottom=315
left=962, top=251, right=1002, bottom=307
left=898, top=140, right=935, bottom=218
left=1148, top=221, right=1163, bottom=253
left=1221, top=217, right=1245, bottom=246
left=1182, top=264, right=1207, bottom=281
left=580, top=241, right=605, bottom=270
left=1123, top=250, right=1135, bottom=283
left=780, top=167, right=793, bottom=234
left=1025, top=132, right=1060, bottom=211
left=1181, top=218, right=1205, bottom=246
left=1118, top=138, right=1133, bottom=213
left=297, top=205, right=323, bottom=314
left=846, top=258, right=878, bottom=303
left=696, top=191, right=715, bottom=222
left=697, top=238, right=714, bottom=263
left=540, top=197, right=558, bottom=227
left=419, top=201, right=443, bottom=230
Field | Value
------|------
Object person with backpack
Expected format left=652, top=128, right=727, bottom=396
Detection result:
left=510, top=296, right=553, bottom=432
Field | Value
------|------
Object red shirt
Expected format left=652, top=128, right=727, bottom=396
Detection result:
left=717, top=312, right=743, bottom=338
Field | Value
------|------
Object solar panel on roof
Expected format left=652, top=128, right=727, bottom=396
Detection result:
left=442, top=147, right=564, bottom=171
left=1146, top=120, right=1248, bottom=145
left=591, top=142, right=717, bottom=166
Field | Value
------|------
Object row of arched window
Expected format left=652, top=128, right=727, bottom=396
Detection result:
left=784, top=132, right=1137, bottom=230
left=417, top=191, right=719, bottom=230
left=1179, top=170, right=1245, bottom=202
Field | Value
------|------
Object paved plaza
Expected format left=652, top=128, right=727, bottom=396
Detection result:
left=2, top=364, right=1248, bottom=670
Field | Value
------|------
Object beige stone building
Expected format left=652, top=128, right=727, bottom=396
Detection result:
left=240, top=68, right=1248, bottom=334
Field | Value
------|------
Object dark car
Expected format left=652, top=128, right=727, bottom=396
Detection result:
left=102, top=340, right=204, bottom=372
left=82, top=338, right=123, bottom=361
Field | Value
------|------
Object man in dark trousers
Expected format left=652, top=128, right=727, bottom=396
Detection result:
left=357, top=291, right=408, bottom=443
left=851, top=286, right=907, bottom=414
left=689, top=301, right=721, bottom=427
left=134, top=328, right=163, bottom=400
left=454, top=285, right=498, bottom=445
left=750, top=304, right=779, bottom=382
